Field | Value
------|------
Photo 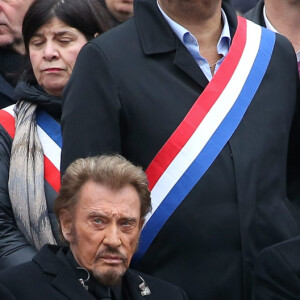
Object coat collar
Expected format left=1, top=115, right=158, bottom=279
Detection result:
left=33, top=245, right=95, bottom=300
left=243, top=0, right=265, bottom=26
left=134, top=0, right=238, bottom=88
left=33, top=245, right=153, bottom=300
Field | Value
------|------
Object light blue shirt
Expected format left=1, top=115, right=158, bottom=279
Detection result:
left=157, top=2, right=231, bottom=81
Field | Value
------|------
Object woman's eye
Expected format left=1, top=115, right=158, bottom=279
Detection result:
left=59, top=38, right=72, bottom=44
left=31, top=40, right=44, bottom=47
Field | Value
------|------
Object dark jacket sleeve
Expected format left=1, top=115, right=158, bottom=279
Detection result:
left=254, top=245, right=300, bottom=300
left=61, top=42, right=122, bottom=174
left=0, top=124, right=37, bottom=269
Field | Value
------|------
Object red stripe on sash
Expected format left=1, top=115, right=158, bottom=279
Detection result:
left=44, top=156, right=61, bottom=193
left=0, top=109, right=15, bottom=138
left=146, top=17, right=247, bottom=190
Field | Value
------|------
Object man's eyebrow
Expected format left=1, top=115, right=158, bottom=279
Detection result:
left=87, top=211, right=106, bottom=217
left=120, top=217, right=137, bottom=222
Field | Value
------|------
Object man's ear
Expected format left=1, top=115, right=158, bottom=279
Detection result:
left=60, top=209, right=74, bottom=243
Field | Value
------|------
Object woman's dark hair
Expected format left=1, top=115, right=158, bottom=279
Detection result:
left=21, top=0, right=111, bottom=83
left=22, top=0, right=111, bottom=53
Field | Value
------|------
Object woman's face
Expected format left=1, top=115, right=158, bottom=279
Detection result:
left=29, top=17, right=88, bottom=97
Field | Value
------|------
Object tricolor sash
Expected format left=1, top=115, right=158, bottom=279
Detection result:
left=133, top=17, right=275, bottom=263
left=0, top=105, right=61, bottom=192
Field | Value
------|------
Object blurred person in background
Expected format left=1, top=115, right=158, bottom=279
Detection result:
left=0, top=0, right=109, bottom=270
left=245, top=0, right=300, bottom=65
left=98, top=0, right=134, bottom=27
left=0, top=0, right=35, bottom=108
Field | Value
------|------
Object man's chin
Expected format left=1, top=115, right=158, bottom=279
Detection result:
left=0, top=36, right=14, bottom=48
left=93, top=267, right=125, bottom=286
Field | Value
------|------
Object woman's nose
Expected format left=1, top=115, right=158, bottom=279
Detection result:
left=43, top=42, right=59, bottom=61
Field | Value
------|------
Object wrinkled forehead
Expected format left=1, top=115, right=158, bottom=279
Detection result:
left=75, top=181, right=142, bottom=218
left=1, top=0, right=35, bottom=9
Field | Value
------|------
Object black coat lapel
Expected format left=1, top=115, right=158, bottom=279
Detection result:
left=134, top=0, right=208, bottom=88
left=173, top=43, right=209, bottom=88
left=33, top=245, right=95, bottom=300
left=51, top=267, right=95, bottom=300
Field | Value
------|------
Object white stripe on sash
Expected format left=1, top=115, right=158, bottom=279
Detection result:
left=36, top=125, right=61, bottom=170
left=147, top=21, right=262, bottom=224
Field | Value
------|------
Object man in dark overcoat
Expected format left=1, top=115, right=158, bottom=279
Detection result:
left=61, top=0, right=300, bottom=299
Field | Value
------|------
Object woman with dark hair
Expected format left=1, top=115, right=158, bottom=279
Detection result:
left=0, top=0, right=110, bottom=269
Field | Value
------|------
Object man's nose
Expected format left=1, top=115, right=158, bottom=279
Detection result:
left=103, top=224, right=121, bottom=248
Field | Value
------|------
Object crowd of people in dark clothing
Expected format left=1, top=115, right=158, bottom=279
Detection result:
left=1, top=0, right=300, bottom=299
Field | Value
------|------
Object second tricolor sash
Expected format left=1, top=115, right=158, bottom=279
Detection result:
left=0, top=105, right=61, bottom=193
left=133, top=17, right=276, bottom=263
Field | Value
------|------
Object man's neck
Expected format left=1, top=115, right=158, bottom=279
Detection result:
left=265, top=0, right=300, bottom=52
left=158, top=0, right=223, bottom=67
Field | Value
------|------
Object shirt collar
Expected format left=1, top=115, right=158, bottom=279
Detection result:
left=263, top=5, right=277, bottom=33
left=157, top=1, right=231, bottom=53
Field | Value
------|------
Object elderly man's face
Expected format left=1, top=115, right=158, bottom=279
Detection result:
left=61, top=180, right=143, bottom=286
left=0, top=0, right=34, bottom=50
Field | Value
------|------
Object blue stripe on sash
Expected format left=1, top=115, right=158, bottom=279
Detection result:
left=36, top=109, right=62, bottom=148
left=133, top=27, right=275, bottom=264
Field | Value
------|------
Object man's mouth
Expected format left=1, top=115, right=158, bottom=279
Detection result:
left=99, top=255, right=124, bottom=265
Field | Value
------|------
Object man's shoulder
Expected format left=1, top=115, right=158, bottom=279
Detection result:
left=91, top=18, right=137, bottom=49
left=0, top=245, right=62, bottom=281
left=0, top=259, right=38, bottom=287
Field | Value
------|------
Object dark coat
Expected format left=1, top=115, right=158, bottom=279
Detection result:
left=234, top=0, right=259, bottom=13
left=0, top=74, right=15, bottom=109
left=254, top=235, right=300, bottom=300
left=0, top=82, right=61, bottom=269
left=0, top=245, right=189, bottom=300
left=61, top=0, right=300, bottom=299
left=0, top=47, right=25, bottom=109
left=243, top=0, right=265, bottom=26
